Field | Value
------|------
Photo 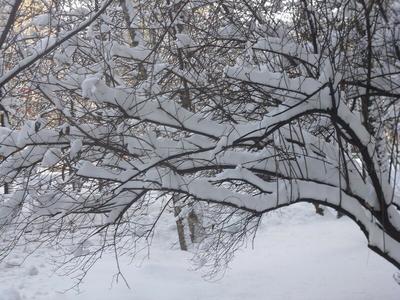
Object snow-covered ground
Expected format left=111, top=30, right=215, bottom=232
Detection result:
left=0, top=203, right=398, bottom=300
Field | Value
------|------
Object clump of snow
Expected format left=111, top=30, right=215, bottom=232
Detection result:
left=110, top=43, right=151, bottom=61
left=175, top=33, right=195, bottom=48
left=0, top=191, right=26, bottom=226
left=70, top=139, right=83, bottom=159
left=42, top=148, right=62, bottom=167
left=81, top=75, right=102, bottom=98
left=153, top=63, right=169, bottom=74
left=33, top=36, right=56, bottom=52
left=31, top=14, right=50, bottom=27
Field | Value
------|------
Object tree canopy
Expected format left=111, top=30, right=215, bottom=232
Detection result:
left=0, top=0, right=399, bottom=276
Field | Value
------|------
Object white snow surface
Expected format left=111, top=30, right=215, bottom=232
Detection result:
left=0, top=204, right=398, bottom=299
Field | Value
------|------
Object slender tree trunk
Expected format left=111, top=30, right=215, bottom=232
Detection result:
left=120, top=0, right=194, bottom=249
left=172, top=194, right=188, bottom=250
left=167, top=0, right=202, bottom=248
left=120, top=0, right=147, bottom=80
left=0, top=111, right=8, bottom=194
